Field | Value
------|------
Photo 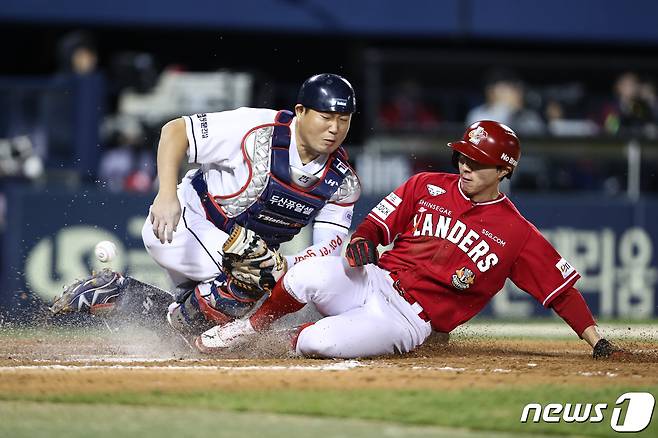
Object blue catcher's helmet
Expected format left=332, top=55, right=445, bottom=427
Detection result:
left=297, top=73, right=356, bottom=113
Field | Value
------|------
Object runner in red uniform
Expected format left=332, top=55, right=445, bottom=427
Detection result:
left=196, top=121, right=621, bottom=360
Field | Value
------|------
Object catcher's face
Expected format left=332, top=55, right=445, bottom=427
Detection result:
left=295, top=105, right=351, bottom=163
left=457, top=154, right=508, bottom=202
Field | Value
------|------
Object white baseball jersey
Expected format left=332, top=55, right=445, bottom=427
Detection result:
left=142, top=107, right=356, bottom=286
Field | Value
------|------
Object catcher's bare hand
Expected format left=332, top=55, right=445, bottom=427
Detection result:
left=150, top=191, right=181, bottom=244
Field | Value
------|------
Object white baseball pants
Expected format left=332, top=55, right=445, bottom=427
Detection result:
left=284, top=257, right=432, bottom=358
left=142, top=201, right=227, bottom=287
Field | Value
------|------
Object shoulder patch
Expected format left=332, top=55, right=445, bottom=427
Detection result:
left=372, top=198, right=396, bottom=220
left=555, top=257, right=576, bottom=279
left=385, top=192, right=402, bottom=207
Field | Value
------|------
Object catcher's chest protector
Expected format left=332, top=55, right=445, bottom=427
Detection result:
left=192, top=110, right=352, bottom=248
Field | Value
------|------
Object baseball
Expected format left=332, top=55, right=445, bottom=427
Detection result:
left=94, top=240, right=118, bottom=263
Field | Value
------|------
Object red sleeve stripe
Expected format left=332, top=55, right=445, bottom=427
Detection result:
left=367, top=212, right=391, bottom=245
left=542, top=272, right=580, bottom=307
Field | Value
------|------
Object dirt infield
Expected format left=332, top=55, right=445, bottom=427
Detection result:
left=1, top=328, right=657, bottom=397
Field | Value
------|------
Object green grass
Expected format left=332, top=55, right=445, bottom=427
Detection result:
left=0, top=401, right=483, bottom=438
left=1, top=385, right=655, bottom=437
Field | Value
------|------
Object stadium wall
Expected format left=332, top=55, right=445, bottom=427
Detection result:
left=1, top=185, right=656, bottom=321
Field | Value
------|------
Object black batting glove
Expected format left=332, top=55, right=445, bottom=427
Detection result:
left=345, top=239, right=379, bottom=267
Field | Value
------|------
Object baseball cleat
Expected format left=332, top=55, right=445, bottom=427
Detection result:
left=50, top=269, right=125, bottom=314
left=194, top=318, right=256, bottom=353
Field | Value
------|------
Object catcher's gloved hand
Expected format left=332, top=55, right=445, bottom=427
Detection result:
left=593, top=338, right=627, bottom=359
left=222, top=225, right=287, bottom=297
left=345, top=238, right=379, bottom=267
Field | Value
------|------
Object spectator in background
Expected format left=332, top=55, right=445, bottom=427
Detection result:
left=57, top=31, right=99, bottom=76
left=466, top=68, right=545, bottom=136
left=600, top=72, right=657, bottom=137
left=50, top=30, right=106, bottom=177
left=98, top=116, right=155, bottom=193
left=379, top=79, right=440, bottom=131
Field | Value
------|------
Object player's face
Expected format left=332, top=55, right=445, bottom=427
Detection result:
left=457, top=154, right=508, bottom=202
left=295, top=106, right=351, bottom=161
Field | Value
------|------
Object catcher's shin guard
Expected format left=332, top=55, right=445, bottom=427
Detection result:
left=166, top=288, right=216, bottom=335
left=167, top=273, right=258, bottom=335
left=200, top=273, right=260, bottom=319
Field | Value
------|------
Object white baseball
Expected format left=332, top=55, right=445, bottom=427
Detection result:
left=95, top=240, right=118, bottom=263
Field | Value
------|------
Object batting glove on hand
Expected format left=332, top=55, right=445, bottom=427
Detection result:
left=345, top=238, right=378, bottom=267
left=592, top=338, right=627, bottom=359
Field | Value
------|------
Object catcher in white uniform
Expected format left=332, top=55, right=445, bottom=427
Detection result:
left=50, top=73, right=361, bottom=338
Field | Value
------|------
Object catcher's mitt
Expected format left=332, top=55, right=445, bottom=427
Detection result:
left=222, top=225, right=287, bottom=299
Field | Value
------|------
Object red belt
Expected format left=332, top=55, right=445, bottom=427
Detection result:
left=389, top=273, right=431, bottom=323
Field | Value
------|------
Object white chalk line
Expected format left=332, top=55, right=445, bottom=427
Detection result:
left=0, top=360, right=365, bottom=372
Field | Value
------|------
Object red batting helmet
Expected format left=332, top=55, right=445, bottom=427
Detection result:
left=447, top=120, right=521, bottom=178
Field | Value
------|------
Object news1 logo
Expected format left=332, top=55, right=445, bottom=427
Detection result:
left=520, top=392, right=655, bottom=432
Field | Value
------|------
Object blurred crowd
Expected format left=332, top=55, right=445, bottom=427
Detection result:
left=2, top=30, right=658, bottom=196
left=377, top=68, right=658, bottom=194
left=378, top=68, right=658, bottom=138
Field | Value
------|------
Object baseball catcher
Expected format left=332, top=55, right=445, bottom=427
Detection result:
left=51, top=73, right=361, bottom=340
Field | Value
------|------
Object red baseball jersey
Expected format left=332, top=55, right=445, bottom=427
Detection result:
left=355, top=172, right=581, bottom=333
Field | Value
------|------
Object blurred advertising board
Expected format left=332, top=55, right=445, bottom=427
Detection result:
left=1, top=185, right=656, bottom=320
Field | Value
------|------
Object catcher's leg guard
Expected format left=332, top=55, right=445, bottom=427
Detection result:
left=166, top=287, right=216, bottom=335
left=200, top=273, right=261, bottom=318
left=166, top=273, right=258, bottom=335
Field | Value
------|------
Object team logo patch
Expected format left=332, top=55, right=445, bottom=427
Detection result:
left=332, top=98, right=348, bottom=107
left=452, top=267, right=475, bottom=290
left=335, top=159, right=349, bottom=175
left=426, top=184, right=446, bottom=196
left=555, top=257, right=576, bottom=279
left=468, top=126, right=488, bottom=145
